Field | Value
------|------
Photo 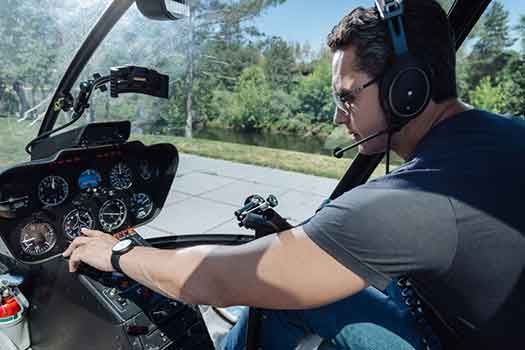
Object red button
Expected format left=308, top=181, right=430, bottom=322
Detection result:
left=0, top=298, right=21, bottom=318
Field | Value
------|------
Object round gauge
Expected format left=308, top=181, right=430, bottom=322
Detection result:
left=19, top=221, right=57, bottom=256
left=78, top=169, right=102, bottom=190
left=110, top=162, right=133, bottom=190
left=99, top=199, right=127, bottom=232
left=63, top=208, right=94, bottom=240
left=38, top=175, right=69, bottom=207
left=138, top=160, right=157, bottom=181
left=130, top=193, right=154, bottom=220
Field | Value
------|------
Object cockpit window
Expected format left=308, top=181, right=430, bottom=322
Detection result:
left=0, top=1, right=110, bottom=167
left=457, top=0, right=525, bottom=117
left=0, top=0, right=461, bottom=170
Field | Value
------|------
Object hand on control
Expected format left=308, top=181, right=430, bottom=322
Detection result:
left=63, top=228, right=118, bottom=273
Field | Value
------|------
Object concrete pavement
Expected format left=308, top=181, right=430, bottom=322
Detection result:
left=136, top=154, right=339, bottom=239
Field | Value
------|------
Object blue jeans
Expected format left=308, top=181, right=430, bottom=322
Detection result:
left=221, top=282, right=440, bottom=350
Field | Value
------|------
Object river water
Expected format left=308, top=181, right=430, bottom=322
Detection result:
left=189, top=128, right=361, bottom=158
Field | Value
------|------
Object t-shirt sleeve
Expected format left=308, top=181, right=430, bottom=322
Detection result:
left=303, top=187, right=458, bottom=290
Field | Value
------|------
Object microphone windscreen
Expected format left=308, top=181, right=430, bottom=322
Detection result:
left=333, top=147, right=344, bottom=158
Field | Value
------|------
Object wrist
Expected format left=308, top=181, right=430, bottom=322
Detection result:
left=111, top=239, right=135, bottom=273
left=117, top=245, right=142, bottom=274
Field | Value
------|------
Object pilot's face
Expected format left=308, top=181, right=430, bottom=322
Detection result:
left=332, top=46, right=388, bottom=155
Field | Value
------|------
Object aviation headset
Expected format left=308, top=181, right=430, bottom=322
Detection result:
left=375, top=0, right=432, bottom=132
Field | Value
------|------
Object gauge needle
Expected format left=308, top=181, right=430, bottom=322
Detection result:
left=104, top=212, right=122, bottom=216
left=52, top=177, right=55, bottom=190
left=21, top=238, right=37, bottom=244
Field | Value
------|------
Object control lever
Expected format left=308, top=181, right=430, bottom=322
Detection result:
left=234, top=195, right=265, bottom=220
left=235, top=194, right=292, bottom=236
left=235, top=194, right=279, bottom=223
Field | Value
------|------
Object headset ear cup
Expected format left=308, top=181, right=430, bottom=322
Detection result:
left=380, top=67, right=396, bottom=119
left=380, top=56, right=432, bottom=130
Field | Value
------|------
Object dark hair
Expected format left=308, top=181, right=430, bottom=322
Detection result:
left=327, top=0, right=457, bottom=102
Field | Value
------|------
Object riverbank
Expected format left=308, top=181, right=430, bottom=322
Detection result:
left=132, top=134, right=388, bottom=179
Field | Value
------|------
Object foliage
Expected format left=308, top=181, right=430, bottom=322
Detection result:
left=226, top=65, right=296, bottom=131
left=469, top=77, right=507, bottom=113
left=464, top=1, right=516, bottom=92
left=500, top=56, right=525, bottom=116
left=516, top=15, right=525, bottom=53
left=292, top=52, right=333, bottom=124
left=472, top=1, right=515, bottom=57
left=262, top=36, right=297, bottom=92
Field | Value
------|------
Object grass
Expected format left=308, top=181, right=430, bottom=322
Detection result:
left=132, top=134, right=389, bottom=179
left=0, top=119, right=389, bottom=179
left=0, top=118, right=39, bottom=166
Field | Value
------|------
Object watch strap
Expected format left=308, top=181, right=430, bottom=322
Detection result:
left=111, top=252, right=124, bottom=274
left=111, top=241, right=135, bottom=274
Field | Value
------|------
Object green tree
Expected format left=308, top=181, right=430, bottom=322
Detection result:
left=174, top=0, right=287, bottom=137
left=0, top=0, right=61, bottom=117
left=469, top=77, right=507, bottom=113
left=226, top=65, right=296, bottom=131
left=471, top=1, right=515, bottom=57
left=293, top=52, right=333, bottom=123
left=500, top=56, right=525, bottom=116
left=262, top=37, right=297, bottom=92
left=516, top=15, right=525, bottom=54
left=464, top=1, right=516, bottom=94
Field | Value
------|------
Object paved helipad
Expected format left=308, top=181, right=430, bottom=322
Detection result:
left=136, top=154, right=338, bottom=239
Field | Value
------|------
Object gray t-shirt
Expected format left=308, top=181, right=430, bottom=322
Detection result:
left=303, top=110, right=525, bottom=347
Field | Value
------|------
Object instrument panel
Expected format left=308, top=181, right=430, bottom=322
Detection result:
left=0, top=141, right=178, bottom=264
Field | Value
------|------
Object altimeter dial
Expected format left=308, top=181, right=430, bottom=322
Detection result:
left=99, top=199, right=127, bottom=232
left=63, top=208, right=94, bottom=240
left=38, top=176, right=69, bottom=207
left=19, top=221, right=57, bottom=257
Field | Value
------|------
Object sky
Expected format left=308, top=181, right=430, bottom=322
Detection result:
left=252, top=0, right=525, bottom=52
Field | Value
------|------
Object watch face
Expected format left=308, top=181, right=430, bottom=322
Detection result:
left=113, top=239, right=132, bottom=253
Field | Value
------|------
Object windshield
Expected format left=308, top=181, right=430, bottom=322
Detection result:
left=1, top=0, right=524, bottom=237
left=2, top=0, right=448, bottom=169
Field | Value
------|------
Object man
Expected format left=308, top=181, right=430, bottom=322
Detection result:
left=64, top=0, right=525, bottom=349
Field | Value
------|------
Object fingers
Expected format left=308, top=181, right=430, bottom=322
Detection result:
left=80, top=228, right=106, bottom=237
left=63, top=236, right=90, bottom=258
left=69, top=245, right=85, bottom=272
left=63, top=229, right=117, bottom=273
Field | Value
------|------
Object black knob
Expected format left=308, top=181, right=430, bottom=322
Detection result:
left=266, top=195, right=278, bottom=208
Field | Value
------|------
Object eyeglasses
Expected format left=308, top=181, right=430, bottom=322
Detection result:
left=332, top=76, right=379, bottom=116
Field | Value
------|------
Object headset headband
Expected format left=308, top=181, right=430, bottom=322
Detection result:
left=375, top=0, right=408, bottom=55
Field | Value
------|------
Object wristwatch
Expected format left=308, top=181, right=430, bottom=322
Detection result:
left=111, top=239, right=135, bottom=274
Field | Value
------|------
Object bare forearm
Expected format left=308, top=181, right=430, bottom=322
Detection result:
left=119, top=245, right=227, bottom=306
left=117, top=228, right=366, bottom=309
